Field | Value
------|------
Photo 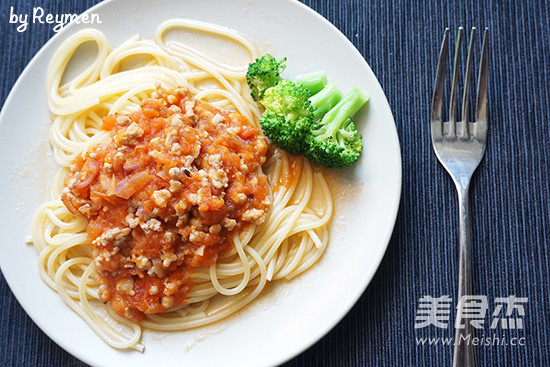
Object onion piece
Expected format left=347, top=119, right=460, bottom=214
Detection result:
left=115, top=171, right=153, bottom=199
left=73, top=160, right=99, bottom=189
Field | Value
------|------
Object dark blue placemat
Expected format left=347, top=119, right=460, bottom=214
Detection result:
left=1, top=1, right=549, bottom=366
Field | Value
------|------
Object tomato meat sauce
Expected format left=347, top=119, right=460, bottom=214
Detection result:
left=62, top=86, right=270, bottom=321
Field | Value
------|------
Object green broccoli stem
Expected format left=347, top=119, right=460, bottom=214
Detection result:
left=314, top=86, right=369, bottom=139
left=295, top=71, right=327, bottom=96
left=309, top=82, right=343, bottom=120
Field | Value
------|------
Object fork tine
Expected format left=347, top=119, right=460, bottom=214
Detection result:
left=431, top=28, right=449, bottom=139
left=474, top=28, right=489, bottom=138
left=448, top=27, right=464, bottom=137
left=459, top=27, right=476, bottom=137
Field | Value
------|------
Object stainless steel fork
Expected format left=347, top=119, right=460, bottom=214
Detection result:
left=430, top=27, right=489, bottom=367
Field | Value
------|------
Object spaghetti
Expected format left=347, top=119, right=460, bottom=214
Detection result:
left=31, top=19, right=332, bottom=351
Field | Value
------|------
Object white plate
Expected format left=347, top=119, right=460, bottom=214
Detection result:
left=0, top=0, right=401, bottom=366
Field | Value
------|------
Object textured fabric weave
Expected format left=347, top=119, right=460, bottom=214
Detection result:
left=1, top=0, right=548, bottom=366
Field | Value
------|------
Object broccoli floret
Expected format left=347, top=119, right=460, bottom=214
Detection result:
left=309, top=82, right=343, bottom=120
left=305, top=86, right=369, bottom=168
left=246, top=54, right=286, bottom=101
left=247, top=54, right=369, bottom=169
left=257, top=79, right=342, bottom=154
left=295, top=71, right=327, bottom=95
left=258, top=80, right=314, bottom=154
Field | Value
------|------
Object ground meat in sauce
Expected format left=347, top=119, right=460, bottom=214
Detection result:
left=61, top=86, right=270, bottom=321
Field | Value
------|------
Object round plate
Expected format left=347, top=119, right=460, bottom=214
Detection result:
left=0, top=0, right=401, bottom=366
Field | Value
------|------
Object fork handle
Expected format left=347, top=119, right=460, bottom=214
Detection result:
left=452, top=186, right=477, bottom=367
